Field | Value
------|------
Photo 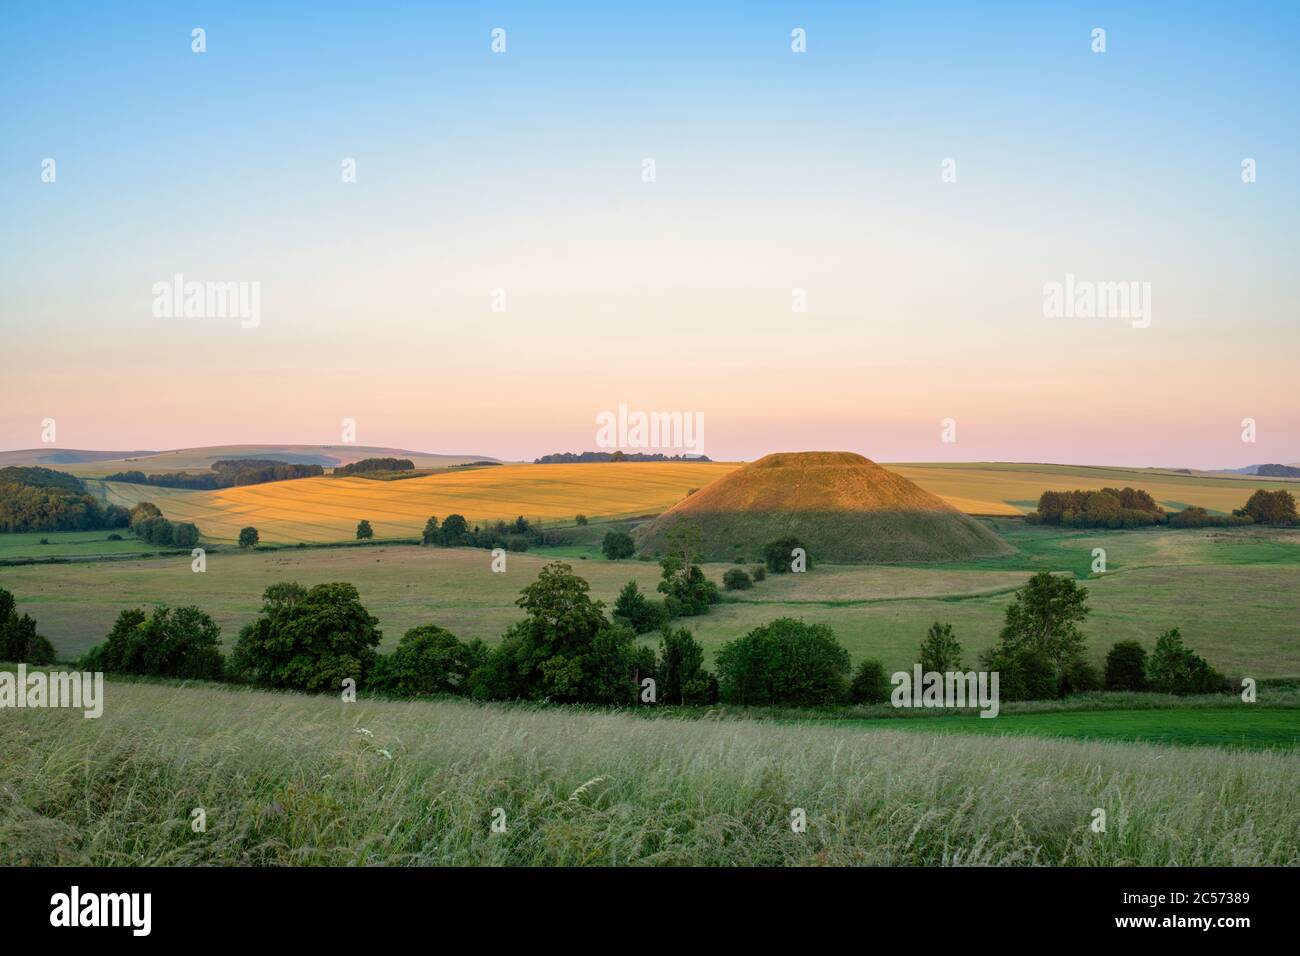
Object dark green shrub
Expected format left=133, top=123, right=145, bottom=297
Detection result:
left=369, top=625, right=486, bottom=696
left=574, top=514, right=588, bottom=526
left=849, top=659, right=891, bottom=704
left=1147, top=628, right=1225, bottom=694
left=238, top=526, right=259, bottom=548
left=612, top=580, right=666, bottom=634
left=656, top=626, right=716, bottom=705
left=750, top=565, right=766, bottom=582
left=763, top=536, right=810, bottom=573
left=722, top=568, right=753, bottom=591
left=1062, top=658, right=1103, bottom=694
left=356, top=519, right=374, bottom=540
left=134, top=515, right=174, bottom=546
left=0, top=588, right=56, bottom=665
left=171, top=522, right=200, bottom=548
left=1104, top=640, right=1149, bottom=691
left=989, top=647, right=1058, bottom=701
left=601, top=530, right=635, bottom=559
left=421, top=516, right=440, bottom=544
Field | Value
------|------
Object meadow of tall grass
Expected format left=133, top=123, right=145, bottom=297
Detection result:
left=2, top=678, right=1295, bottom=866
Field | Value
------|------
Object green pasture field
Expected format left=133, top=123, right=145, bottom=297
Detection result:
left=0, top=530, right=159, bottom=561
left=805, top=707, right=1300, bottom=751
left=2, top=524, right=1298, bottom=680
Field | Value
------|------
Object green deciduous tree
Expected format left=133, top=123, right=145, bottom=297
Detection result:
left=918, top=621, right=962, bottom=672
left=1237, top=489, right=1298, bottom=526
left=1147, top=627, right=1224, bottom=695
left=714, top=618, right=850, bottom=706
left=0, top=588, right=55, bottom=665
left=612, top=580, right=665, bottom=634
left=439, top=513, right=469, bottom=545
left=230, top=581, right=382, bottom=692
left=849, top=659, right=891, bottom=704
left=421, top=516, right=440, bottom=545
left=487, top=562, right=638, bottom=704
left=369, top=625, right=486, bottom=696
left=601, top=530, right=635, bottom=559
left=992, top=572, right=1089, bottom=676
left=1104, top=640, right=1149, bottom=691
left=88, top=605, right=223, bottom=679
left=656, top=625, right=717, bottom=705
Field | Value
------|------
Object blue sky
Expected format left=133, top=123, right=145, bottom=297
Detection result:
left=1, top=1, right=1297, bottom=466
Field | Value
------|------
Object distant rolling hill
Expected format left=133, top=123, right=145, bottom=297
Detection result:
left=2, top=445, right=500, bottom=477
left=0, top=448, right=157, bottom=467
left=634, top=451, right=1013, bottom=564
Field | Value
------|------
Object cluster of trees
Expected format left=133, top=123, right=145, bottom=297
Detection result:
left=0, top=466, right=130, bottom=533
left=80, top=606, right=224, bottom=680
left=534, top=451, right=712, bottom=463
left=16, top=558, right=1229, bottom=711
left=845, top=574, right=1225, bottom=705
left=104, top=459, right=324, bottom=490
left=1167, top=506, right=1250, bottom=528
left=1029, top=487, right=1165, bottom=528
left=612, top=527, right=805, bottom=634
left=1029, top=486, right=1297, bottom=529
left=1104, top=630, right=1225, bottom=694
left=1235, top=489, right=1297, bottom=526
left=714, top=536, right=807, bottom=592
left=0, top=588, right=55, bottom=665
left=128, top=502, right=200, bottom=548
left=420, top=514, right=566, bottom=552
left=334, top=458, right=414, bottom=476
left=1256, top=464, right=1300, bottom=478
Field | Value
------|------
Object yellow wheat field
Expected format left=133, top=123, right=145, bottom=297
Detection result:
left=888, top=463, right=1292, bottom=516
left=90, top=460, right=1294, bottom=544
left=97, top=463, right=739, bottom=543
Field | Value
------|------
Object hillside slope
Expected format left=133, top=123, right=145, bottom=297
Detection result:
left=634, top=451, right=1012, bottom=563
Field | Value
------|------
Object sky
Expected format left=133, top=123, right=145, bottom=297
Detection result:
left=1, top=1, right=1296, bottom=468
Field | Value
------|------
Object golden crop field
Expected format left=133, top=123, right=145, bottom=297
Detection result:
left=85, top=459, right=1298, bottom=545
left=94, top=462, right=739, bottom=543
left=887, top=462, right=1297, bottom=516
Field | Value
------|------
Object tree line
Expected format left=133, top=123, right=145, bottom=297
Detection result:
left=0, top=560, right=1223, bottom=710
left=333, top=458, right=415, bottom=476
left=1028, top=486, right=1296, bottom=529
left=419, top=514, right=567, bottom=552
left=104, top=459, right=324, bottom=490
left=0, top=466, right=130, bottom=533
left=534, top=451, right=712, bottom=463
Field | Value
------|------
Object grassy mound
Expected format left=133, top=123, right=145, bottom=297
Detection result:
left=635, top=452, right=1012, bottom=563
